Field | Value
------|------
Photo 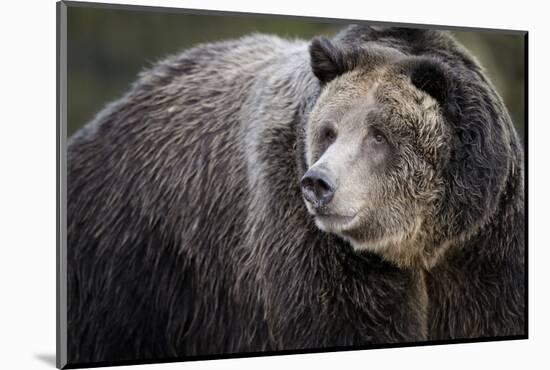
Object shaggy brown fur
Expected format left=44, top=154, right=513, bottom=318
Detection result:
left=67, top=33, right=427, bottom=365
left=66, top=26, right=525, bottom=366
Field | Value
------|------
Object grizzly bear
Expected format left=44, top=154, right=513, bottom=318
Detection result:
left=66, top=25, right=525, bottom=365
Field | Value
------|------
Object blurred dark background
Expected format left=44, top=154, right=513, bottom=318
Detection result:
left=67, top=5, right=525, bottom=141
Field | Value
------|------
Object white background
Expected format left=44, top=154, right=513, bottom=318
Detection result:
left=0, top=0, right=547, bottom=369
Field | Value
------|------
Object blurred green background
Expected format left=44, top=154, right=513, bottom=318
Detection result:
left=67, top=6, right=525, bottom=141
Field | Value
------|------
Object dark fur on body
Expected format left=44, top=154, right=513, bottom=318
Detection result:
left=67, top=33, right=427, bottom=364
left=67, top=26, right=524, bottom=364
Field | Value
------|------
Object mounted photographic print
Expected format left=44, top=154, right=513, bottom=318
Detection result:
left=56, top=1, right=528, bottom=368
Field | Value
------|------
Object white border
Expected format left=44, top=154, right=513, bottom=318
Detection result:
left=1, top=0, right=547, bottom=369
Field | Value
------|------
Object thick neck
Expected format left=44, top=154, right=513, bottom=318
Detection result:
left=436, top=160, right=524, bottom=268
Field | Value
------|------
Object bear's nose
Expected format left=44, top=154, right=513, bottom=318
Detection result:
left=301, top=169, right=336, bottom=208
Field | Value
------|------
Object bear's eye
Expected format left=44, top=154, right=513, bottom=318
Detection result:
left=368, top=128, right=387, bottom=146
left=321, top=127, right=337, bottom=144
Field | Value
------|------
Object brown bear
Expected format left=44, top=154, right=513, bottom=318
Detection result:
left=66, top=25, right=524, bottom=366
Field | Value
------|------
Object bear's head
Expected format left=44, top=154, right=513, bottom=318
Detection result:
left=301, top=33, right=513, bottom=268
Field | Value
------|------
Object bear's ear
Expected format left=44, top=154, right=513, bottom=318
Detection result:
left=409, top=58, right=456, bottom=108
left=309, top=37, right=347, bottom=84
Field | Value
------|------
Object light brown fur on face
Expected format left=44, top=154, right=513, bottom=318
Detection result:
left=304, top=66, right=452, bottom=268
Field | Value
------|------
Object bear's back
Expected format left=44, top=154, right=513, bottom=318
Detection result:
left=67, top=34, right=308, bottom=362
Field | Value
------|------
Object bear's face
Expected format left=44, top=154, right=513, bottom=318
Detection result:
left=302, top=37, right=457, bottom=268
